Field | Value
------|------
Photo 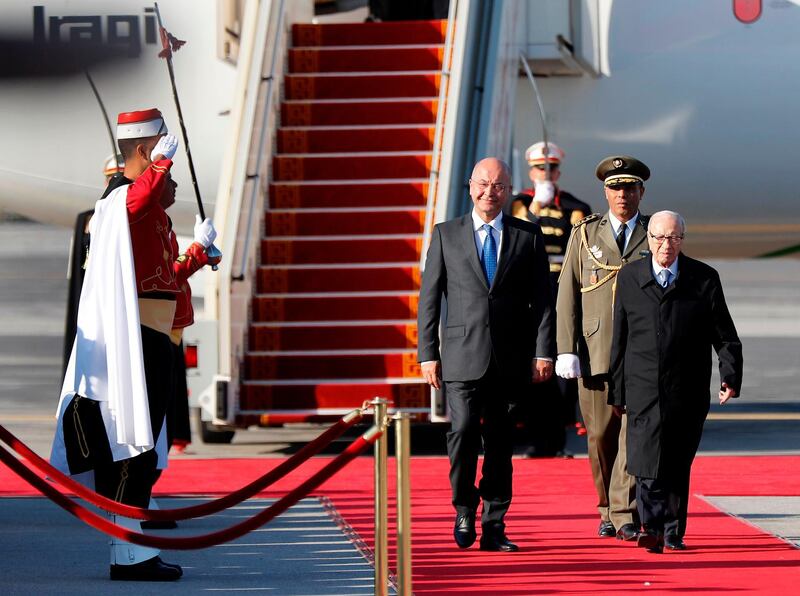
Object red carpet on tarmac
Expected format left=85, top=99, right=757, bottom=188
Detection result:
left=2, top=455, right=799, bottom=593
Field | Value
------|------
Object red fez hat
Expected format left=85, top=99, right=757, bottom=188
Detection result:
left=117, top=108, right=167, bottom=140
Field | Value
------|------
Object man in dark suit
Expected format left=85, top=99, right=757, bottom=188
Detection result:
left=417, top=157, right=555, bottom=551
left=608, top=210, right=743, bottom=553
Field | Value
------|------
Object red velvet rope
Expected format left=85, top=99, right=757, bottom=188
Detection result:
left=0, top=409, right=362, bottom=521
left=0, top=427, right=379, bottom=550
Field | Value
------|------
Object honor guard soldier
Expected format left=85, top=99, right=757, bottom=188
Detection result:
left=511, top=142, right=591, bottom=458
left=555, top=155, right=651, bottom=542
left=51, top=108, right=215, bottom=581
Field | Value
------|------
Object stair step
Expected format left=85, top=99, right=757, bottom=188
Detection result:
left=277, top=126, right=435, bottom=153
left=292, top=21, right=447, bottom=47
left=240, top=381, right=429, bottom=411
left=288, top=47, right=444, bottom=73
left=244, top=351, right=421, bottom=380
left=261, top=237, right=421, bottom=264
left=272, top=153, right=431, bottom=181
left=248, top=322, right=418, bottom=351
left=257, top=264, right=420, bottom=293
left=265, top=209, right=424, bottom=236
left=268, top=181, right=428, bottom=208
left=285, top=73, right=440, bottom=100
left=281, top=99, right=437, bottom=126
left=252, top=294, right=418, bottom=322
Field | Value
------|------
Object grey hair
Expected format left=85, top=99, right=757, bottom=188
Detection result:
left=649, top=210, right=686, bottom=235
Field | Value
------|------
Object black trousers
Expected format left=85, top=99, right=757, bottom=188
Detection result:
left=62, top=325, right=174, bottom=508
left=636, top=466, right=692, bottom=538
left=445, top=358, right=516, bottom=527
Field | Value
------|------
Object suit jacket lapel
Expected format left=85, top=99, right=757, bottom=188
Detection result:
left=462, top=214, right=489, bottom=290
left=492, top=218, right=517, bottom=290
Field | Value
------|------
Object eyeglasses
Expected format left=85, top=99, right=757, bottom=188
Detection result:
left=532, top=164, right=559, bottom=171
left=648, top=233, right=684, bottom=244
left=470, top=179, right=507, bottom=193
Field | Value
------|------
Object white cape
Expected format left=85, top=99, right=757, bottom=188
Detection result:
left=51, top=186, right=166, bottom=472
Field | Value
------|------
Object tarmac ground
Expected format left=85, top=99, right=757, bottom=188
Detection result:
left=0, top=222, right=798, bottom=594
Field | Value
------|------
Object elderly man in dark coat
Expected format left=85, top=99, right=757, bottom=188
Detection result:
left=608, top=210, right=743, bottom=553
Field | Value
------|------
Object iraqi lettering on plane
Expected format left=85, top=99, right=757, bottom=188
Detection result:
left=32, top=5, right=158, bottom=57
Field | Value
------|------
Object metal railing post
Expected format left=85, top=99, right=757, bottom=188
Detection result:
left=371, top=397, right=389, bottom=596
left=393, top=412, right=412, bottom=596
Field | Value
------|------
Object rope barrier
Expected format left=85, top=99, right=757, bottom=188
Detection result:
left=0, top=408, right=363, bottom=521
left=0, top=425, right=381, bottom=550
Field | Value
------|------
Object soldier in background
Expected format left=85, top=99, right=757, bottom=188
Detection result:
left=511, top=142, right=590, bottom=457
left=555, top=155, right=651, bottom=543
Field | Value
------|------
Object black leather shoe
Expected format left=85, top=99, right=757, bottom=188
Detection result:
left=479, top=529, right=519, bottom=552
left=110, top=556, right=183, bottom=581
left=453, top=511, right=476, bottom=548
left=664, top=534, right=687, bottom=550
left=616, top=523, right=639, bottom=541
left=637, top=530, right=663, bottom=553
left=141, top=519, right=178, bottom=530
left=598, top=520, right=616, bottom=537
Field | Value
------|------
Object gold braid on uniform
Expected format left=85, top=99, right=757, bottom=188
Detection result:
left=578, top=222, right=623, bottom=304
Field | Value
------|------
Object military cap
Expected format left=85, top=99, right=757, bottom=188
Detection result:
left=102, top=153, right=125, bottom=178
left=595, top=155, right=650, bottom=186
left=525, top=141, right=564, bottom=166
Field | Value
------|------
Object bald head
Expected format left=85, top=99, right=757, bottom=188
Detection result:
left=648, top=211, right=686, bottom=236
left=469, top=157, right=512, bottom=223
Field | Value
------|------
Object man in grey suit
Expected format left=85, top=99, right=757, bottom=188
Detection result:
left=417, top=157, right=555, bottom=552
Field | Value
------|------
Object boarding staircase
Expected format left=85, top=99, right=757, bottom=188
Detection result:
left=238, top=20, right=449, bottom=419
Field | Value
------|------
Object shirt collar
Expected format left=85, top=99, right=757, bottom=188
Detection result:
left=472, top=209, right=504, bottom=232
left=608, top=211, right=639, bottom=234
left=651, top=256, right=679, bottom=278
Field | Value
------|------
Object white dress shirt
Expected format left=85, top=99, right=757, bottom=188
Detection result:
left=472, top=209, right=503, bottom=266
left=651, top=257, right=679, bottom=287
left=608, top=212, right=639, bottom=253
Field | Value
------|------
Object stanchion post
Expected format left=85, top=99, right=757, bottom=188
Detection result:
left=371, top=397, right=389, bottom=596
left=393, top=412, right=412, bottom=596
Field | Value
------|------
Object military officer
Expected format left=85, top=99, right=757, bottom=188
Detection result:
left=555, top=155, right=651, bottom=542
left=511, top=142, right=591, bottom=457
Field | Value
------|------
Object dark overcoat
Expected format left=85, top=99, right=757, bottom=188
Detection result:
left=608, top=254, right=743, bottom=479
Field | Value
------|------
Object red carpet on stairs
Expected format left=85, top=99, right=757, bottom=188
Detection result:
left=242, top=19, right=445, bottom=415
left=3, top=455, right=799, bottom=593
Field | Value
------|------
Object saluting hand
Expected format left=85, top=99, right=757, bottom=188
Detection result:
left=719, top=382, right=737, bottom=405
left=151, top=133, right=179, bottom=161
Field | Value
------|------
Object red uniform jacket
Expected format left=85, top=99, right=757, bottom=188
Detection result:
left=127, top=159, right=179, bottom=295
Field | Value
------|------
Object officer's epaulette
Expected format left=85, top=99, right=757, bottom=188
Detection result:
left=573, top=213, right=600, bottom=227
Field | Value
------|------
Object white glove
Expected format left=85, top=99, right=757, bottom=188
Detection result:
left=533, top=180, right=555, bottom=206
left=555, top=353, right=581, bottom=379
left=193, top=215, right=217, bottom=248
left=151, top=133, right=179, bottom=161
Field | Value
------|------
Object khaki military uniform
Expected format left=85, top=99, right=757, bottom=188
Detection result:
left=556, top=211, right=649, bottom=529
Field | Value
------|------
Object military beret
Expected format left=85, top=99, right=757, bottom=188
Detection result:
left=595, top=155, right=650, bottom=186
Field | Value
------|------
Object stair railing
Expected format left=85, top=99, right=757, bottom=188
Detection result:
left=210, top=0, right=294, bottom=422
left=420, top=0, right=464, bottom=270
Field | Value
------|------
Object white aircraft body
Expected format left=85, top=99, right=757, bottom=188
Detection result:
left=0, top=0, right=237, bottom=234
left=1, top=0, right=798, bottom=256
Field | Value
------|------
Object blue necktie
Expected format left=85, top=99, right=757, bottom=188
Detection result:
left=481, top=224, right=497, bottom=285
left=660, top=269, right=672, bottom=288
